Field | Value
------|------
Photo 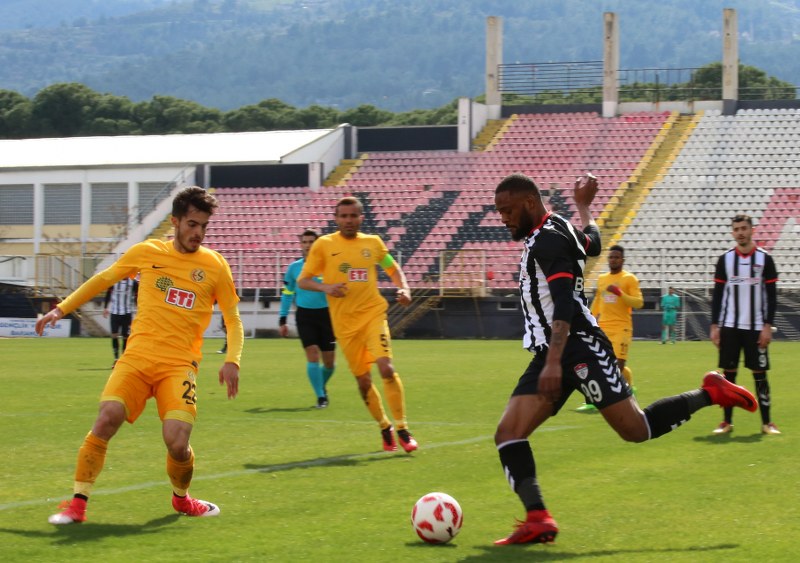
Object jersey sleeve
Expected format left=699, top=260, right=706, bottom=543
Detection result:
left=621, top=274, right=644, bottom=309
left=582, top=224, right=602, bottom=257
left=280, top=262, right=297, bottom=317
left=764, top=254, right=778, bottom=324
left=301, top=239, right=325, bottom=278
left=532, top=231, right=576, bottom=322
left=57, top=243, right=143, bottom=315
left=711, top=255, right=727, bottom=324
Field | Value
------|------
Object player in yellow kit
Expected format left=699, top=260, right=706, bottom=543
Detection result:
left=35, top=186, right=243, bottom=525
left=298, top=196, right=418, bottom=453
left=578, top=245, right=643, bottom=411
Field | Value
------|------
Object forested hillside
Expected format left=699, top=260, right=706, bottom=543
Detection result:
left=0, top=0, right=799, bottom=112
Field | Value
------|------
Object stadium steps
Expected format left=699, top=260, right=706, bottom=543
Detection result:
left=483, top=115, right=518, bottom=151
left=75, top=304, right=109, bottom=337
left=586, top=112, right=696, bottom=287
left=324, top=158, right=365, bottom=187
left=148, top=215, right=174, bottom=241
left=388, top=286, right=441, bottom=337
left=472, top=119, right=509, bottom=151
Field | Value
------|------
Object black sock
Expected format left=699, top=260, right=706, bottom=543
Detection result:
left=121, top=337, right=128, bottom=352
left=498, top=440, right=545, bottom=512
left=643, top=391, right=704, bottom=439
left=754, top=373, right=770, bottom=424
left=723, top=371, right=737, bottom=423
left=112, top=338, right=119, bottom=358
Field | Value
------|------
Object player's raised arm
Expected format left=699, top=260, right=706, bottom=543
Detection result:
left=573, top=173, right=598, bottom=229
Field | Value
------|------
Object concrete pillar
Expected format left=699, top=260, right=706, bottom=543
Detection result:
left=722, top=8, right=738, bottom=115
left=602, top=12, right=619, bottom=118
left=33, top=183, right=43, bottom=254
left=81, top=180, right=90, bottom=252
left=457, top=97, right=471, bottom=153
left=485, top=16, right=502, bottom=119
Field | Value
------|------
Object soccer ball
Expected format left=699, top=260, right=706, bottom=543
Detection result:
left=411, top=492, right=463, bottom=544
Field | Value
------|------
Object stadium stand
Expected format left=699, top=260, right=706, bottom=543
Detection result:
left=203, top=111, right=673, bottom=294
left=620, top=108, right=800, bottom=288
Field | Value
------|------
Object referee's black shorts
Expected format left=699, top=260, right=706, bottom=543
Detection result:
left=295, top=306, right=336, bottom=352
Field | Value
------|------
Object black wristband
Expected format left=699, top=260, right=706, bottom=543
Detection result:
left=279, top=316, right=287, bottom=326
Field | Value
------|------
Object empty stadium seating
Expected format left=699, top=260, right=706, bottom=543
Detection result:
left=202, top=109, right=798, bottom=293
left=621, top=108, right=800, bottom=287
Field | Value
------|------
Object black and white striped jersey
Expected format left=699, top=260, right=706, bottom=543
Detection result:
left=104, top=278, right=138, bottom=315
left=518, top=212, right=602, bottom=352
left=712, top=247, right=778, bottom=330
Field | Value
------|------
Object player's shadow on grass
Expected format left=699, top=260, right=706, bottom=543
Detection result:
left=455, top=542, right=739, bottom=561
left=244, top=406, right=321, bottom=414
left=0, top=514, right=179, bottom=545
left=243, top=451, right=406, bottom=474
left=693, top=433, right=764, bottom=444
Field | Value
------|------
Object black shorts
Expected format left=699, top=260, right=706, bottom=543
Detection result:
left=512, top=327, right=632, bottom=413
left=295, top=307, right=336, bottom=352
left=718, top=327, right=769, bottom=371
left=110, top=313, right=132, bottom=336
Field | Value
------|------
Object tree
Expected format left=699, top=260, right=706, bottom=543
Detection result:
left=31, top=83, right=100, bottom=137
left=0, top=90, right=33, bottom=138
left=340, top=104, right=394, bottom=126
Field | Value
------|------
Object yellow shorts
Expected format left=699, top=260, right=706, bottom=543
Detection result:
left=603, top=327, right=632, bottom=361
left=337, top=315, right=392, bottom=376
left=100, top=354, right=199, bottom=425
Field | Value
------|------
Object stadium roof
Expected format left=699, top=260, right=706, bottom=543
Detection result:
left=0, top=129, right=335, bottom=170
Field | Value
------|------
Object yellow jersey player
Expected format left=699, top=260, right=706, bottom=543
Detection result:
left=580, top=245, right=643, bottom=411
left=298, top=196, right=418, bottom=453
left=36, top=186, right=243, bottom=525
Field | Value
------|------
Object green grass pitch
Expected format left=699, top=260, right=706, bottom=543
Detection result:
left=1, top=337, right=797, bottom=562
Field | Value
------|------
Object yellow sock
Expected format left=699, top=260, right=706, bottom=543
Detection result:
left=364, top=383, right=390, bottom=429
left=382, top=372, right=407, bottom=430
left=73, top=432, right=108, bottom=498
left=167, top=446, right=194, bottom=497
left=622, top=366, right=633, bottom=387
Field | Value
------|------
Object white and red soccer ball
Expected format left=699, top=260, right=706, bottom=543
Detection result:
left=411, top=492, right=463, bottom=544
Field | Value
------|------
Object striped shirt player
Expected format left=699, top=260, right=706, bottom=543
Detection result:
left=491, top=174, right=758, bottom=546
left=710, top=213, right=780, bottom=435
left=103, top=277, right=139, bottom=360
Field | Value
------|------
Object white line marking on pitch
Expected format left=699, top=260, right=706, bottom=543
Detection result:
left=0, top=425, right=577, bottom=512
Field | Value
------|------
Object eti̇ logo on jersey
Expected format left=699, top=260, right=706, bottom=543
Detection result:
left=155, top=275, right=196, bottom=309
left=574, top=363, right=589, bottom=380
left=166, top=286, right=196, bottom=309
left=339, top=263, right=368, bottom=282
left=348, top=268, right=368, bottom=282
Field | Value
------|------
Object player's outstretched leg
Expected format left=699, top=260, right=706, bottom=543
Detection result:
left=702, top=371, right=757, bottom=412
left=494, top=509, right=559, bottom=545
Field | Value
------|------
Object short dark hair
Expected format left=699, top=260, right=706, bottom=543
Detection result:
left=300, top=228, right=320, bottom=239
left=495, top=173, right=541, bottom=198
left=172, top=186, right=217, bottom=218
left=336, top=196, right=363, bottom=214
left=731, top=214, right=753, bottom=226
left=609, top=244, right=625, bottom=256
